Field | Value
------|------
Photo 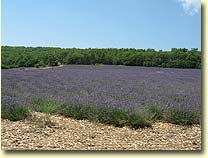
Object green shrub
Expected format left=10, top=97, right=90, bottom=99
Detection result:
left=146, top=105, right=164, bottom=121
left=97, top=106, right=113, bottom=124
left=128, top=111, right=152, bottom=129
left=79, top=105, right=98, bottom=121
left=97, top=106, right=129, bottom=127
left=109, top=107, right=129, bottom=127
left=1, top=64, right=10, bottom=69
left=59, top=104, right=83, bottom=120
left=2, top=106, right=30, bottom=121
left=29, top=98, right=201, bottom=128
left=60, top=104, right=99, bottom=121
left=168, top=108, right=200, bottom=125
left=37, top=101, right=61, bottom=114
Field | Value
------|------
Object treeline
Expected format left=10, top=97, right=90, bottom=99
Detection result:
left=1, top=46, right=201, bottom=69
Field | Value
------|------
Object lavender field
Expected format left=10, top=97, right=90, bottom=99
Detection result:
left=1, top=65, right=201, bottom=113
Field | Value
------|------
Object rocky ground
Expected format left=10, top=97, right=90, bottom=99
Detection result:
left=1, top=112, right=201, bottom=150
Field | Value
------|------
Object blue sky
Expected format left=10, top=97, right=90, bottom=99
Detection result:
left=2, top=0, right=201, bottom=50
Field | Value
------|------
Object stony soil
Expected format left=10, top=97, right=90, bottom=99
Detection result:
left=1, top=112, right=201, bottom=150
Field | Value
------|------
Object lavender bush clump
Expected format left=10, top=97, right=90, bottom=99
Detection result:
left=1, top=65, right=201, bottom=125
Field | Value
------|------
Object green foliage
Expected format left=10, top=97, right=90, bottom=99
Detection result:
left=1, top=106, right=30, bottom=121
left=96, top=106, right=114, bottom=124
left=36, top=100, right=62, bottom=114
left=59, top=104, right=83, bottom=119
left=109, top=107, right=129, bottom=127
left=59, top=104, right=152, bottom=128
left=59, top=103, right=98, bottom=121
left=145, top=105, right=164, bottom=121
left=78, top=105, right=98, bottom=121
left=47, top=53, right=59, bottom=67
left=3, top=96, right=200, bottom=128
left=128, top=111, right=152, bottom=129
left=98, top=106, right=129, bottom=127
left=1, top=46, right=201, bottom=69
left=168, top=108, right=200, bottom=125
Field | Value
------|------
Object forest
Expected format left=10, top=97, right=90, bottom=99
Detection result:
left=1, top=46, right=201, bottom=69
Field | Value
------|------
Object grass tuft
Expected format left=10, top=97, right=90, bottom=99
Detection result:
left=59, top=103, right=98, bottom=121
left=37, top=101, right=62, bottom=114
left=3, top=98, right=200, bottom=128
left=2, top=106, right=31, bottom=121
left=168, top=108, right=200, bottom=125
left=128, top=111, right=152, bottom=129
left=59, top=103, right=82, bottom=119
left=96, top=106, right=113, bottom=124
left=146, top=105, right=164, bottom=121
left=107, top=106, right=129, bottom=127
left=79, top=104, right=99, bottom=121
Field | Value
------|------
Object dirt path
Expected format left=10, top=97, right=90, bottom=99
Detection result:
left=21, top=65, right=64, bottom=70
left=1, top=112, right=201, bottom=150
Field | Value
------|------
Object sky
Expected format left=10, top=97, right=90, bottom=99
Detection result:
left=2, top=0, right=201, bottom=50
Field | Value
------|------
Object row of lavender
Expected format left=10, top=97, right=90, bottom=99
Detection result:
left=1, top=65, right=201, bottom=114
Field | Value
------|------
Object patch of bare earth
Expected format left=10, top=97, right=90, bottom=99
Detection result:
left=1, top=112, right=201, bottom=150
left=22, top=65, right=64, bottom=70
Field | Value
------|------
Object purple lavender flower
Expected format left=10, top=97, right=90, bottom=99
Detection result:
left=1, top=65, right=201, bottom=112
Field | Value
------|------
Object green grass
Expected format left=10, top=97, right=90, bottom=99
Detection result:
left=60, top=104, right=151, bottom=128
left=128, top=111, right=152, bottom=129
left=171, top=96, right=186, bottom=102
left=59, top=103, right=98, bottom=121
left=97, top=106, right=129, bottom=127
left=96, top=106, right=113, bottom=124
left=1, top=100, right=201, bottom=128
left=2, top=106, right=31, bottom=121
left=145, top=105, right=164, bottom=121
left=37, top=101, right=62, bottom=114
left=109, top=107, right=129, bottom=127
left=168, top=108, right=200, bottom=125
left=59, top=104, right=83, bottom=119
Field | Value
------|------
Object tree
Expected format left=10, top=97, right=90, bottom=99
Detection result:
left=47, top=53, right=58, bottom=69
